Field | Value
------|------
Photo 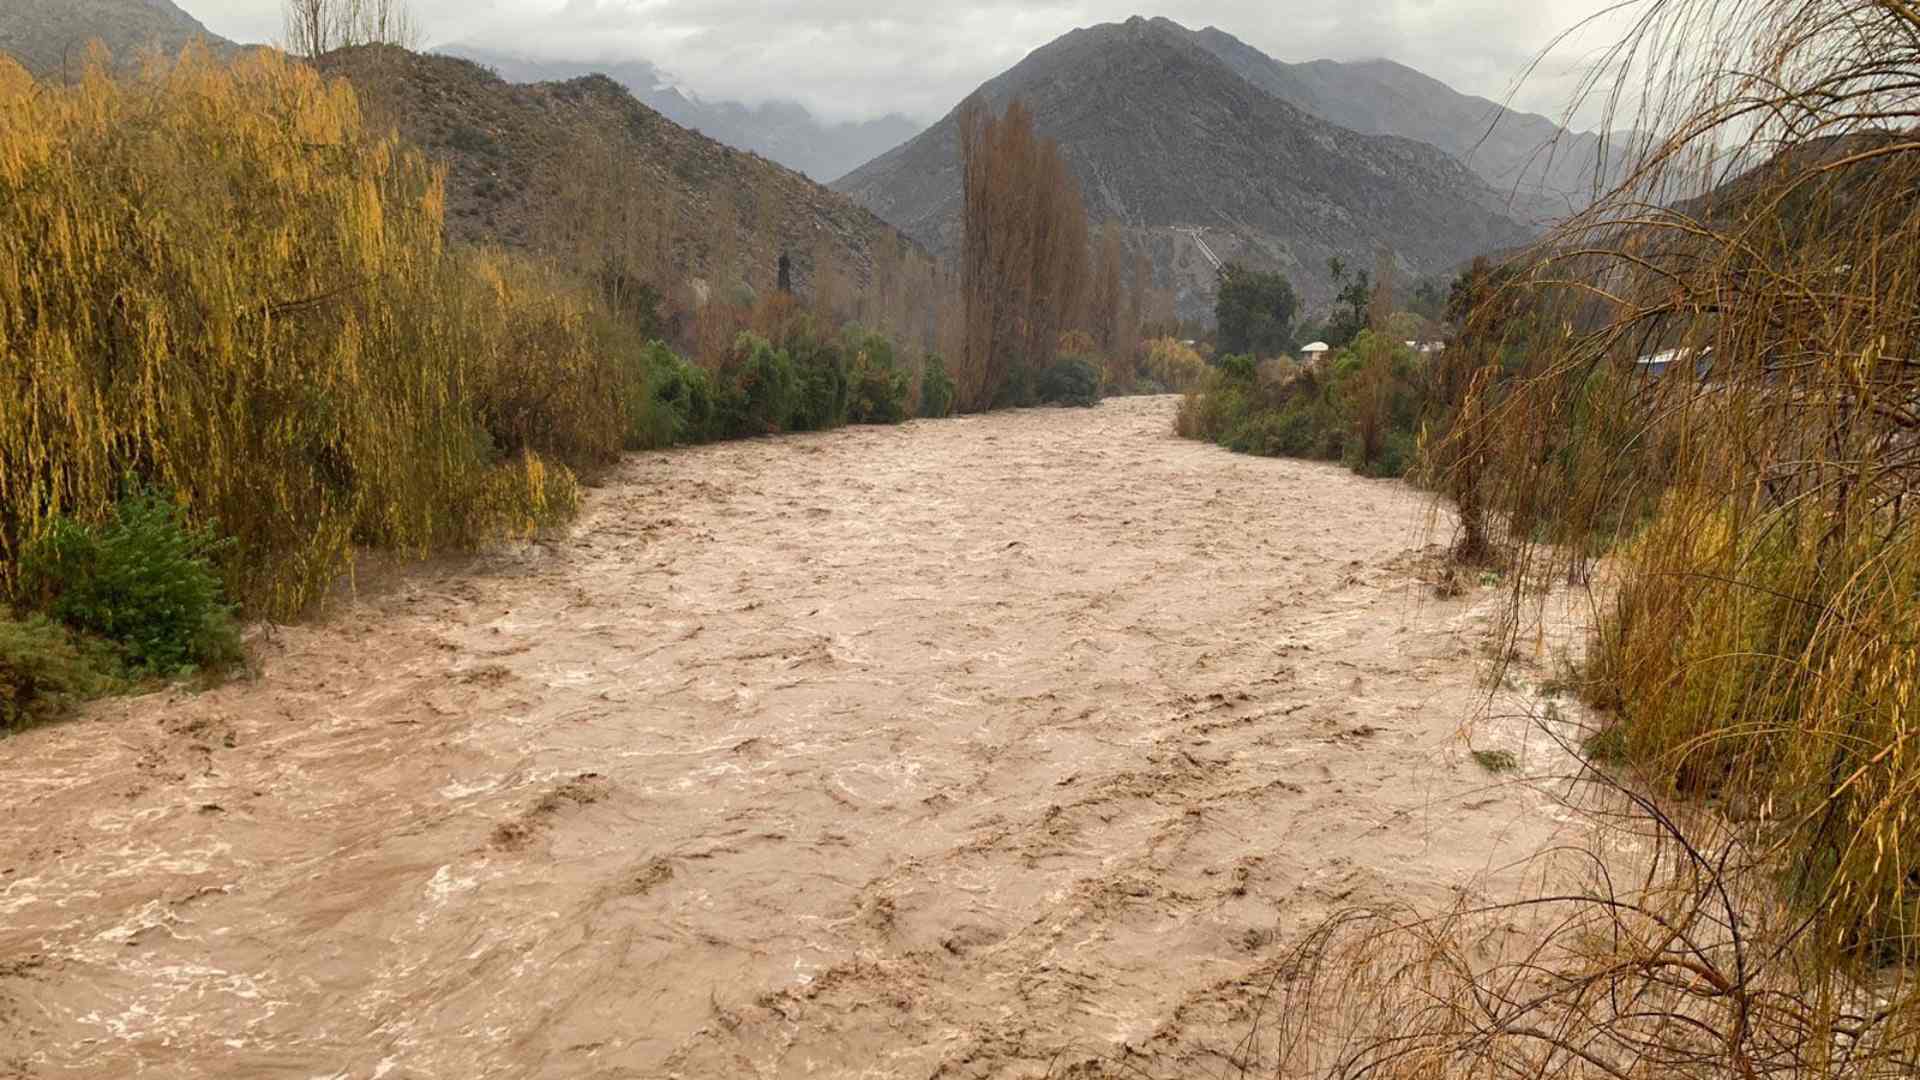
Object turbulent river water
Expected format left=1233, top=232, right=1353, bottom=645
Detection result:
left=0, top=396, right=1580, bottom=1078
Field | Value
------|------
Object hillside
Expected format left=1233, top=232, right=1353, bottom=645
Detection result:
left=318, top=46, right=927, bottom=299
left=1184, top=26, right=1631, bottom=224
left=435, top=45, right=918, bottom=184
left=833, top=16, right=1537, bottom=318
left=0, top=0, right=232, bottom=77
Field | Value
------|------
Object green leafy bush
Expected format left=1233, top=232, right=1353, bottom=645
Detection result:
left=787, top=324, right=851, bottom=432
left=0, top=614, right=118, bottom=733
left=920, top=354, right=955, bottom=419
left=1036, top=356, right=1103, bottom=407
left=733, top=332, right=796, bottom=436
left=845, top=327, right=912, bottom=424
left=650, top=349, right=723, bottom=444
left=617, top=338, right=685, bottom=450
left=21, top=492, right=244, bottom=676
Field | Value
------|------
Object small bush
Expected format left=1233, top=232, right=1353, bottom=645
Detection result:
left=1036, top=356, right=1102, bottom=407
left=650, top=350, right=723, bottom=444
left=920, top=354, right=955, bottom=419
left=447, top=124, right=498, bottom=157
left=733, top=333, right=797, bottom=436
left=1144, top=337, right=1207, bottom=393
left=845, top=327, right=912, bottom=424
left=21, top=492, right=243, bottom=676
left=0, top=614, right=118, bottom=733
left=787, top=324, right=851, bottom=432
left=1471, top=748, right=1519, bottom=773
left=616, top=339, right=684, bottom=450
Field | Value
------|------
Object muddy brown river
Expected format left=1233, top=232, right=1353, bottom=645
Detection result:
left=1, top=396, right=1576, bottom=1078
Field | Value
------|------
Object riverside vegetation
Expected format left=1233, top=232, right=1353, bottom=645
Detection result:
left=1176, top=257, right=1445, bottom=479
left=0, top=46, right=1188, bottom=733
left=1237, top=0, right=1920, bottom=1076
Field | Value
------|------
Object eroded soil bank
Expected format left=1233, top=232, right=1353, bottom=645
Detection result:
left=1, top=396, right=1577, bottom=1078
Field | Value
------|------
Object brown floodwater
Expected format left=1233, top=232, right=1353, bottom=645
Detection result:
left=0, top=396, right=1581, bottom=1078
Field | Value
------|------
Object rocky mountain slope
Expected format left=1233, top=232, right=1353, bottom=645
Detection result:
left=833, top=16, right=1537, bottom=318
left=319, top=46, right=926, bottom=298
left=0, top=0, right=232, bottom=78
left=1183, top=24, right=1631, bottom=225
left=435, top=45, right=918, bottom=184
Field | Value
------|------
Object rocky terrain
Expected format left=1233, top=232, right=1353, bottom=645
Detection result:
left=318, top=46, right=928, bottom=296
left=833, top=16, right=1539, bottom=318
left=0, top=0, right=232, bottom=78
left=435, top=45, right=919, bottom=184
left=1183, top=25, right=1634, bottom=226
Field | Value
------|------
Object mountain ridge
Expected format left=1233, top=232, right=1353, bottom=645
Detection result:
left=834, top=15, right=1538, bottom=318
left=1182, top=23, right=1631, bottom=224
left=0, top=0, right=233, bottom=78
left=318, top=46, right=928, bottom=304
left=433, top=44, right=919, bottom=184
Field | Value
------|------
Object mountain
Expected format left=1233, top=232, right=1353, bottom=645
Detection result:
left=833, top=16, right=1537, bottom=319
left=319, top=46, right=927, bottom=300
left=0, top=0, right=233, bottom=78
left=1182, top=26, right=1631, bottom=225
left=435, top=45, right=919, bottom=184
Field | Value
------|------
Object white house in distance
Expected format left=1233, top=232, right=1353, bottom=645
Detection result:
left=1636, top=346, right=1714, bottom=380
left=1300, top=341, right=1330, bottom=361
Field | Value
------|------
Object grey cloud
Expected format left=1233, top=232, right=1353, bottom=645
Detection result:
left=187, top=0, right=1631, bottom=129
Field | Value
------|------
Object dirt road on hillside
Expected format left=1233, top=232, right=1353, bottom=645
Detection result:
left=0, top=397, right=1582, bottom=1078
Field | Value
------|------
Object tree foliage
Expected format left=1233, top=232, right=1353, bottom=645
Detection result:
left=957, top=97, right=1092, bottom=412
left=1323, top=257, right=1373, bottom=348
left=1214, top=262, right=1298, bottom=358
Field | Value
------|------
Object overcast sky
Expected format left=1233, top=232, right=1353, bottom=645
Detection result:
left=186, top=1, right=1635, bottom=128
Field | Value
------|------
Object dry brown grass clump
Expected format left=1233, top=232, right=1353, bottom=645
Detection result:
left=1264, top=773, right=1920, bottom=1078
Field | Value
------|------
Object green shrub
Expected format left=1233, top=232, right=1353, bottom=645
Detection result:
left=21, top=492, right=243, bottom=676
left=1217, top=353, right=1259, bottom=381
left=650, top=350, right=722, bottom=444
left=1037, top=356, right=1102, bottom=407
left=1471, top=748, right=1519, bottom=774
left=845, top=328, right=912, bottom=424
left=787, top=325, right=851, bottom=431
left=733, top=333, right=796, bottom=436
left=920, top=354, right=955, bottom=419
left=0, top=614, right=119, bottom=733
left=617, top=339, right=684, bottom=450
left=993, top=363, right=1040, bottom=410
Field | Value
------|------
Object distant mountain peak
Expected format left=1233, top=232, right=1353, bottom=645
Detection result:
left=834, top=16, right=1536, bottom=320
